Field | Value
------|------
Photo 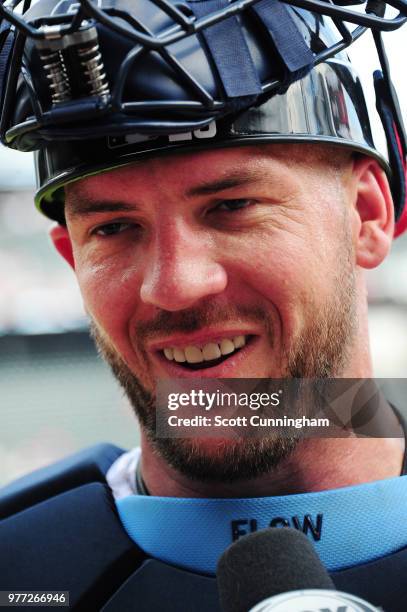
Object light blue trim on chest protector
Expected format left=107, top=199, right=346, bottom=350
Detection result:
left=116, top=475, right=407, bottom=575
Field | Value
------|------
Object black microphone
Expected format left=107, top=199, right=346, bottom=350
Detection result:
left=217, top=528, right=379, bottom=612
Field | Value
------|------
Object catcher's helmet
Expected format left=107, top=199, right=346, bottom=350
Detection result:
left=0, top=0, right=406, bottom=233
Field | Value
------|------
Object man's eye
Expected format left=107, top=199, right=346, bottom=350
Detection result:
left=93, top=222, right=132, bottom=236
left=214, top=199, right=256, bottom=212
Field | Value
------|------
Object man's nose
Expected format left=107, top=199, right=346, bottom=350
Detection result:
left=139, top=223, right=227, bottom=311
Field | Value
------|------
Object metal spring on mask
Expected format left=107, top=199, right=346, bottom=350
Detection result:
left=39, top=49, right=71, bottom=104
left=77, top=41, right=110, bottom=98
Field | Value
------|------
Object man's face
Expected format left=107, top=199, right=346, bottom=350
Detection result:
left=64, top=144, right=357, bottom=480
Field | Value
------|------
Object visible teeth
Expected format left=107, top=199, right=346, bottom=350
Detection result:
left=220, top=338, right=235, bottom=355
left=185, top=346, right=204, bottom=363
left=233, top=335, right=246, bottom=349
left=163, top=348, right=174, bottom=361
left=202, top=342, right=221, bottom=361
left=173, top=348, right=186, bottom=362
left=162, top=335, right=248, bottom=363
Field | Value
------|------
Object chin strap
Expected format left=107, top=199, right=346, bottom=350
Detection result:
left=372, top=30, right=407, bottom=236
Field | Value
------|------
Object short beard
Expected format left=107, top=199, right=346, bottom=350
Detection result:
left=90, top=228, right=357, bottom=485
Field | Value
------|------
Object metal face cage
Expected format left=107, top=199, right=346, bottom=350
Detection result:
left=0, top=0, right=405, bottom=142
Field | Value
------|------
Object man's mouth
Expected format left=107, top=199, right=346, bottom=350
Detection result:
left=160, top=334, right=249, bottom=370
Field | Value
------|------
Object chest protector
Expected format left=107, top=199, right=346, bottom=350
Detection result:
left=1, top=444, right=407, bottom=611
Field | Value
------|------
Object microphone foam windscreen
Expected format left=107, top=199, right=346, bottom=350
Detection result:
left=217, top=527, right=334, bottom=612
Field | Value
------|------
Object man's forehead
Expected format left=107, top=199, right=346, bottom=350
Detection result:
left=65, top=144, right=304, bottom=203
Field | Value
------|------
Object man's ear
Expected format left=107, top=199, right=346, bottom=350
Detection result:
left=351, top=156, right=394, bottom=269
left=49, top=224, right=75, bottom=269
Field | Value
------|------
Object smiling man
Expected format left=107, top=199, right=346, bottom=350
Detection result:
left=51, top=144, right=403, bottom=497
left=0, top=0, right=407, bottom=610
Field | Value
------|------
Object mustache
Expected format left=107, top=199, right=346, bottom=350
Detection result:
left=134, top=302, right=272, bottom=345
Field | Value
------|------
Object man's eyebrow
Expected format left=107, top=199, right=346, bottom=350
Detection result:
left=185, top=170, right=265, bottom=197
left=66, top=196, right=137, bottom=219
left=66, top=169, right=269, bottom=217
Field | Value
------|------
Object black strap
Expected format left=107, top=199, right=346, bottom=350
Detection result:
left=135, top=460, right=150, bottom=496
left=372, top=30, right=406, bottom=223
left=0, top=21, right=14, bottom=107
left=189, top=0, right=314, bottom=108
left=251, top=0, right=314, bottom=91
left=188, top=0, right=262, bottom=109
left=374, top=70, right=406, bottom=222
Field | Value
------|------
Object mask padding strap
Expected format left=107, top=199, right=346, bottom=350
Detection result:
left=373, top=32, right=407, bottom=233
left=251, top=0, right=314, bottom=92
left=188, top=0, right=262, bottom=112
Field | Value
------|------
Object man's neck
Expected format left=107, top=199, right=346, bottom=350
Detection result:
left=140, top=422, right=405, bottom=499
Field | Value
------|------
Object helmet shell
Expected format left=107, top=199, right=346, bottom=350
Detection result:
left=0, top=0, right=393, bottom=222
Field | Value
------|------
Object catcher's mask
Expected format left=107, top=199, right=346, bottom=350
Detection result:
left=0, top=0, right=406, bottom=234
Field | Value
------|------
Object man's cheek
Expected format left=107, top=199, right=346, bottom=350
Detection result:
left=227, top=241, right=308, bottom=303
left=229, top=242, right=326, bottom=347
left=75, top=263, right=136, bottom=329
